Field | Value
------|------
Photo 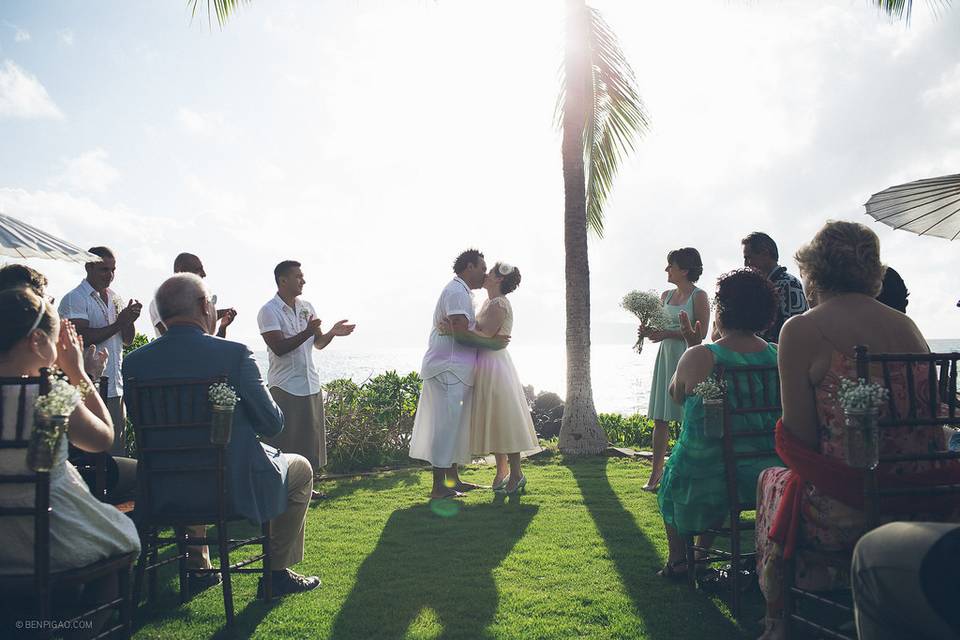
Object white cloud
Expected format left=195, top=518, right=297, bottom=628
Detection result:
left=177, top=107, right=235, bottom=141
left=0, top=59, right=63, bottom=119
left=51, top=148, right=120, bottom=194
left=57, top=29, right=74, bottom=46
left=14, top=28, right=30, bottom=43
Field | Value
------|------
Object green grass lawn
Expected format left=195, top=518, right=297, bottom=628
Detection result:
left=132, top=455, right=762, bottom=639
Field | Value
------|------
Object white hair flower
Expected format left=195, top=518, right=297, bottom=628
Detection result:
left=498, top=263, right=515, bottom=276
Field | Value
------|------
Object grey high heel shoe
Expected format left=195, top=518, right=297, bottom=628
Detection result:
left=492, top=476, right=510, bottom=493
left=506, top=475, right=526, bottom=495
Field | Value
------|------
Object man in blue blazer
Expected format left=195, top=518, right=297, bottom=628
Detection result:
left=123, top=273, right=320, bottom=597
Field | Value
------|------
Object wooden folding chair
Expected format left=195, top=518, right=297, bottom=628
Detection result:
left=0, top=370, right=136, bottom=639
left=684, top=363, right=781, bottom=618
left=784, top=347, right=960, bottom=639
left=126, top=376, right=272, bottom=626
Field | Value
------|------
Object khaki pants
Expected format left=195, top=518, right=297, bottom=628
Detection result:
left=184, top=454, right=313, bottom=571
left=852, top=522, right=960, bottom=640
left=264, top=389, right=326, bottom=470
left=105, top=396, right=126, bottom=456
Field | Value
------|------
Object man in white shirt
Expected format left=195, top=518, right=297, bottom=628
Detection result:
left=257, top=260, right=355, bottom=497
left=149, top=252, right=237, bottom=338
left=58, top=246, right=141, bottom=454
left=409, top=249, right=508, bottom=499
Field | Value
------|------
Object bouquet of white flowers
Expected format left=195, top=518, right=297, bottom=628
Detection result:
left=209, top=382, right=240, bottom=409
left=837, top=378, right=889, bottom=413
left=692, top=379, right=724, bottom=401
left=621, top=290, right=669, bottom=354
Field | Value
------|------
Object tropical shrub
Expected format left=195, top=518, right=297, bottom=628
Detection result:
left=324, top=370, right=423, bottom=471
left=598, top=412, right=679, bottom=450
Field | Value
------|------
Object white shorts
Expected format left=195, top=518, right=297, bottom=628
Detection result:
left=409, top=371, right=473, bottom=468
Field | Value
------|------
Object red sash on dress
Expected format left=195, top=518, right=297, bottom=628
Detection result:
left=768, top=419, right=960, bottom=559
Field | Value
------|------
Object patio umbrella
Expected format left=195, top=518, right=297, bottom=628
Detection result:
left=0, top=211, right=100, bottom=263
left=864, top=173, right=960, bottom=241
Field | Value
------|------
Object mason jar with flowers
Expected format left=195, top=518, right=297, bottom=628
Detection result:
left=837, top=378, right=889, bottom=470
left=208, top=382, right=240, bottom=445
left=29, top=376, right=82, bottom=472
left=693, top=379, right=725, bottom=438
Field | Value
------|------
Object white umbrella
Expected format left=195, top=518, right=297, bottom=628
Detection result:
left=864, top=173, right=960, bottom=241
left=0, top=211, right=100, bottom=263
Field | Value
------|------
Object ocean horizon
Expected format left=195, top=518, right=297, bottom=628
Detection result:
left=254, top=339, right=960, bottom=415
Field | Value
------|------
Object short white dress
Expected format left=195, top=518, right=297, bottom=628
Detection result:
left=469, top=297, right=540, bottom=455
left=0, top=384, right=141, bottom=575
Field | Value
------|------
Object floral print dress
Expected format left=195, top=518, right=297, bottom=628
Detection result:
left=756, top=350, right=954, bottom=602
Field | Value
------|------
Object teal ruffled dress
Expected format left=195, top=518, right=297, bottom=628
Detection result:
left=657, top=343, right=784, bottom=536
left=647, top=289, right=699, bottom=423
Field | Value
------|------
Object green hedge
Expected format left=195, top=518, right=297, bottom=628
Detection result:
left=598, top=412, right=680, bottom=451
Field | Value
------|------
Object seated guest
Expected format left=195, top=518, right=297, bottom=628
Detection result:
left=851, top=522, right=960, bottom=640
left=0, top=288, right=140, bottom=631
left=755, top=221, right=958, bottom=639
left=123, top=274, right=319, bottom=597
left=875, top=265, right=909, bottom=313
left=656, top=269, right=783, bottom=577
left=148, top=252, right=237, bottom=338
left=0, top=263, right=137, bottom=504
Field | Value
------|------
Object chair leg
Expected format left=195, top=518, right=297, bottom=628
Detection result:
left=730, top=520, right=741, bottom=619
left=176, top=527, right=189, bottom=604
left=684, top=536, right=697, bottom=588
left=217, top=521, right=234, bottom=625
left=133, top=529, right=151, bottom=606
left=262, top=521, right=272, bottom=602
left=119, top=560, right=133, bottom=640
left=147, top=529, right=160, bottom=603
left=783, top=556, right=795, bottom=640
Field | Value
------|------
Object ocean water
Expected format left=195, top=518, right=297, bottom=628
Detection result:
left=253, top=339, right=960, bottom=416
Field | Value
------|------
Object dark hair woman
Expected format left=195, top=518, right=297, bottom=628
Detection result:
left=656, top=269, right=782, bottom=578
left=640, top=247, right=710, bottom=491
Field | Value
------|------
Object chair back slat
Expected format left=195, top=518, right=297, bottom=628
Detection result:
left=854, top=346, right=960, bottom=529
left=717, top=364, right=782, bottom=512
left=127, top=376, right=229, bottom=524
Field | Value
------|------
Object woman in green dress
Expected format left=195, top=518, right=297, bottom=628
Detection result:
left=656, top=268, right=784, bottom=578
left=641, top=248, right=710, bottom=491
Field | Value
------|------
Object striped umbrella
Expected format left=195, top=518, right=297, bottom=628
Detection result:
left=864, top=173, right=960, bottom=241
left=0, top=211, right=100, bottom=263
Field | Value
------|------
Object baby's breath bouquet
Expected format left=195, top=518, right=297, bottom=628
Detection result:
left=209, top=382, right=239, bottom=445
left=694, top=379, right=725, bottom=438
left=837, top=378, right=889, bottom=469
left=29, top=376, right=81, bottom=472
left=621, top=290, right=669, bottom=354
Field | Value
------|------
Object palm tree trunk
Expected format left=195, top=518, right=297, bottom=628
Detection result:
left=558, top=0, right=606, bottom=454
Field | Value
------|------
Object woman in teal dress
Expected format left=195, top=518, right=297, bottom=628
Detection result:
left=642, top=248, right=710, bottom=491
left=656, top=268, right=784, bottom=578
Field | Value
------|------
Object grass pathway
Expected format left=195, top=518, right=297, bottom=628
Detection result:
left=132, top=456, right=758, bottom=639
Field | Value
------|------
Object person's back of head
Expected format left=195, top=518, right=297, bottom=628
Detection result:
left=714, top=268, right=778, bottom=336
left=155, top=273, right=209, bottom=328
left=795, top=221, right=883, bottom=298
left=876, top=266, right=909, bottom=314
left=0, top=264, right=47, bottom=296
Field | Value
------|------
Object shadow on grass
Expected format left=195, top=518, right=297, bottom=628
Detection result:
left=567, top=458, right=746, bottom=640
left=317, top=467, right=422, bottom=502
left=331, top=501, right=537, bottom=640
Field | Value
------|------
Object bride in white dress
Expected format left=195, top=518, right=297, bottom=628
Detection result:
left=443, top=262, right=539, bottom=495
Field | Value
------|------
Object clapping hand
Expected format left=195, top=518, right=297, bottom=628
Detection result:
left=118, top=299, right=142, bottom=325
left=678, top=310, right=702, bottom=347
left=219, top=308, right=237, bottom=329
left=83, top=344, right=109, bottom=380
left=327, top=319, right=356, bottom=337
left=56, top=320, right=86, bottom=381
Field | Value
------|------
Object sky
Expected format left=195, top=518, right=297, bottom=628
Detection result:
left=1, top=0, right=959, bottom=358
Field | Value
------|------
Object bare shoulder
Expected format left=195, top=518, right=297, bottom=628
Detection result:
left=678, top=344, right=714, bottom=368
left=661, top=289, right=672, bottom=302
left=779, top=312, right=818, bottom=345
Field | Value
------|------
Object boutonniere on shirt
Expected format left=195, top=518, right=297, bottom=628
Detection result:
left=299, top=308, right=311, bottom=322
left=112, top=295, right=124, bottom=315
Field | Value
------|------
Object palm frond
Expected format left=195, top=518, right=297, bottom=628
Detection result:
left=557, top=4, right=649, bottom=237
left=187, top=0, right=251, bottom=29
left=871, top=0, right=952, bottom=23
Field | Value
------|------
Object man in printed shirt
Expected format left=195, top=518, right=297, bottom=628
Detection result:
left=742, top=232, right=809, bottom=343
left=257, top=260, right=355, bottom=499
left=58, top=246, right=141, bottom=454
